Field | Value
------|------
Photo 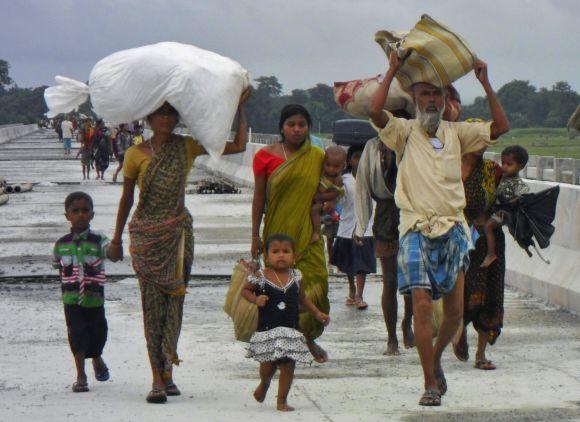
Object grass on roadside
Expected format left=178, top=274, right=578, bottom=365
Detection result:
left=486, top=128, right=580, bottom=159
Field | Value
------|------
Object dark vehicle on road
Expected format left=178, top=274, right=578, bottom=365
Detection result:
left=332, top=119, right=377, bottom=147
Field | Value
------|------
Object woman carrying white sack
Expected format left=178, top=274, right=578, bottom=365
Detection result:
left=45, top=42, right=252, bottom=403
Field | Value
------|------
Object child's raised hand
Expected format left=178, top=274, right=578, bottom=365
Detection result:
left=255, top=295, right=269, bottom=307
left=317, top=312, right=330, bottom=326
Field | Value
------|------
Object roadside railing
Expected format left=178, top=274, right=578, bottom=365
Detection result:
left=484, top=152, right=580, bottom=185
left=175, top=127, right=580, bottom=186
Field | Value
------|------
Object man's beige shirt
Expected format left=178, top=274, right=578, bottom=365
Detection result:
left=373, top=111, right=495, bottom=239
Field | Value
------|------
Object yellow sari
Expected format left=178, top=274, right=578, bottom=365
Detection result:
left=263, top=138, right=329, bottom=341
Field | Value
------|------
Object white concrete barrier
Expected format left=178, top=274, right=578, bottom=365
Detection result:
left=0, top=124, right=38, bottom=145
left=504, top=180, right=580, bottom=314
left=198, top=148, right=580, bottom=314
left=195, top=142, right=265, bottom=187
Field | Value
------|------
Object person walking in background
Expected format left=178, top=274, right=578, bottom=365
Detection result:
left=458, top=148, right=505, bottom=371
left=55, top=116, right=63, bottom=142
left=132, top=124, right=144, bottom=145
left=91, top=120, right=112, bottom=180
left=355, top=112, right=415, bottom=356
left=61, top=115, right=74, bottom=155
left=76, top=120, right=94, bottom=180
left=330, top=145, right=376, bottom=310
left=112, top=124, right=133, bottom=182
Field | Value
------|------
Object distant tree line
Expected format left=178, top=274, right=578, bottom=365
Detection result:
left=1, top=59, right=578, bottom=130
left=462, top=80, right=579, bottom=128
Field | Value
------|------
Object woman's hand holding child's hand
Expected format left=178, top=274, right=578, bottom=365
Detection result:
left=317, top=312, right=330, bottom=326
left=106, top=243, right=123, bottom=262
left=255, top=295, right=269, bottom=307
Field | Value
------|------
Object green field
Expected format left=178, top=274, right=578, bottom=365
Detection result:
left=488, top=128, right=580, bottom=159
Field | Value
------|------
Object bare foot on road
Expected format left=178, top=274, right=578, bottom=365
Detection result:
left=253, top=382, right=270, bottom=403
left=402, top=320, right=415, bottom=349
left=383, top=341, right=400, bottom=356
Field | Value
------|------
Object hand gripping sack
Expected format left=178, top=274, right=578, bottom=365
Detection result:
left=224, top=262, right=258, bottom=342
left=333, top=75, right=414, bottom=119
left=375, top=14, right=476, bottom=89
left=44, top=42, right=250, bottom=158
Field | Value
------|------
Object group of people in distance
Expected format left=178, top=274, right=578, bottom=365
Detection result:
left=52, top=116, right=145, bottom=181
left=53, top=53, right=532, bottom=410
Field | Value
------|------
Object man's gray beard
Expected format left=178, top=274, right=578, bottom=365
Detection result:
left=416, top=105, right=444, bottom=134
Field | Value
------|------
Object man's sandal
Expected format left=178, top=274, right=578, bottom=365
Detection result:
left=72, top=381, right=89, bottom=393
left=345, top=297, right=356, bottom=306
left=165, top=383, right=181, bottom=396
left=146, top=388, right=167, bottom=404
left=418, top=389, right=441, bottom=406
left=474, top=359, right=496, bottom=370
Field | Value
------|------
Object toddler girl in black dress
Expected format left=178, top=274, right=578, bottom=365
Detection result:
left=241, top=233, right=330, bottom=412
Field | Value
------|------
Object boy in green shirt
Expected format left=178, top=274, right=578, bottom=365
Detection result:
left=53, top=192, right=112, bottom=392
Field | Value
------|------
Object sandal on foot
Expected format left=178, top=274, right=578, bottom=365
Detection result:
left=418, top=389, right=441, bottom=406
left=435, top=369, right=447, bottom=396
left=345, top=297, right=356, bottom=306
left=474, top=359, right=496, bottom=370
left=146, top=388, right=167, bottom=404
left=72, top=381, right=89, bottom=393
left=356, top=299, right=368, bottom=310
left=165, top=383, right=181, bottom=396
left=94, top=365, right=110, bottom=382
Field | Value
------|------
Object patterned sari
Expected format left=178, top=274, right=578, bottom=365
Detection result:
left=262, top=139, right=328, bottom=341
left=463, top=158, right=505, bottom=345
left=129, top=135, right=193, bottom=369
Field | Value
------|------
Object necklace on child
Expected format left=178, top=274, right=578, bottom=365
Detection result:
left=271, top=269, right=289, bottom=311
left=272, top=269, right=289, bottom=288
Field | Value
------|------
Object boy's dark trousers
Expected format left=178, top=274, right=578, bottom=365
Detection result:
left=64, top=305, right=108, bottom=358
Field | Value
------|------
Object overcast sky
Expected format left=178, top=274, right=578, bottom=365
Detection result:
left=2, top=0, right=579, bottom=104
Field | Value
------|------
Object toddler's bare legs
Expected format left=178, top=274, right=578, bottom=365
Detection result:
left=254, top=362, right=276, bottom=403
left=277, top=360, right=296, bottom=411
left=481, top=218, right=498, bottom=268
left=310, top=202, right=323, bottom=243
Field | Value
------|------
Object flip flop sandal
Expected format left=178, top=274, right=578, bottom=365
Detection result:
left=72, top=381, right=89, bottom=393
left=165, top=383, right=181, bottom=396
left=146, top=388, right=167, bottom=404
left=94, top=365, right=110, bottom=382
left=474, top=360, right=496, bottom=370
left=345, top=298, right=356, bottom=306
left=418, top=389, right=441, bottom=406
left=356, top=300, right=368, bottom=310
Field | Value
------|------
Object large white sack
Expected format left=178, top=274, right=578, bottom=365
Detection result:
left=44, top=42, right=250, bottom=158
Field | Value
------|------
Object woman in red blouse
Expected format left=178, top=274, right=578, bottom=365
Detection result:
left=251, top=104, right=336, bottom=363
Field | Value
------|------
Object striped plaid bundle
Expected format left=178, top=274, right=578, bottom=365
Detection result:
left=375, top=14, right=476, bottom=89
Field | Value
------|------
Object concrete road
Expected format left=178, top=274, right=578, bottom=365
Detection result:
left=1, top=130, right=579, bottom=421
left=1, top=279, right=579, bottom=421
